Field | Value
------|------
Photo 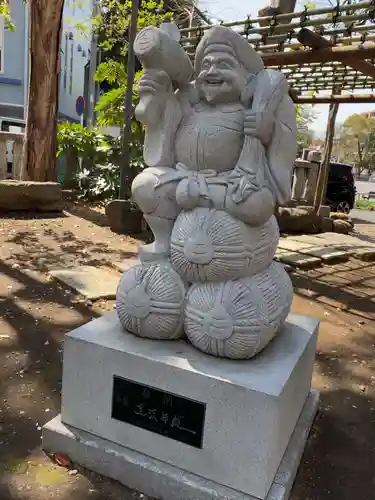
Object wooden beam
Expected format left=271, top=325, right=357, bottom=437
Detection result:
left=194, top=6, right=212, bottom=25
left=262, top=32, right=375, bottom=54
left=258, top=1, right=297, bottom=49
left=258, top=1, right=297, bottom=26
left=297, top=28, right=375, bottom=80
left=288, top=88, right=299, bottom=102
left=295, top=94, right=375, bottom=104
left=261, top=43, right=375, bottom=66
left=314, top=101, right=339, bottom=212
left=272, top=0, right=297, bottom=12
left=258, top=6, right=279, bottom=27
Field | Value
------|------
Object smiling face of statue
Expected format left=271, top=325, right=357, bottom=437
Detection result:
left=195, top=51, right=249, bottom=105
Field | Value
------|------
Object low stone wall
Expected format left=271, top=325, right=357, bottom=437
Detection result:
left=0, top=180, right=63, bottom=212
left=277, top=206, right=354, bottom=235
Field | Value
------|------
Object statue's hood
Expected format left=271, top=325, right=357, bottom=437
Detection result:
left=194, top=26, right=264, bottom=76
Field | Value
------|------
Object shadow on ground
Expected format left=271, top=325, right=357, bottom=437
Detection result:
left=66, top=201, right=152, bottom=242
left=292, top=260, right=375, bottom=320
left=292, top=347, right=375, bottom=499
left=0, top=252, right=149, bottom=499
left=290, top=267, right=375, bottom=500
left=5, top=228, right=136, bottom=272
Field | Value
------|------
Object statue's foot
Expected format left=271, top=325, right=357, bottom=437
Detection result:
left=139, top=241, right=170, bottom=262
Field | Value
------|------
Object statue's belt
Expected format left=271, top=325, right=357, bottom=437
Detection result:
left=155, top=163, right=262, bottom=204
left=156, top=164, right=229, bottom=196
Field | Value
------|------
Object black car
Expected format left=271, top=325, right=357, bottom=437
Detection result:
left=325, top=162, right=356, bottom=214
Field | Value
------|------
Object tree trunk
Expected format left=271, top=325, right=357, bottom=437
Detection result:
left=23, top=0, right=64, bottom=182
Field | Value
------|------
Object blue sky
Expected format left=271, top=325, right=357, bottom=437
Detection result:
left=198, top=0, right=375, bottom=136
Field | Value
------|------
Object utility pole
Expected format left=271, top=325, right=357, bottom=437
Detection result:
left=119, top=0, right=139, bottom=199
left=106, top=0, right=140, bottom=233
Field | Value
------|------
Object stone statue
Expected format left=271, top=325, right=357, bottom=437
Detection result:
left=116, top=24, right=296, bottom=360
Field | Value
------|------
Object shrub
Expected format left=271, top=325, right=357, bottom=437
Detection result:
left=57, top=122, right=144, bottom=200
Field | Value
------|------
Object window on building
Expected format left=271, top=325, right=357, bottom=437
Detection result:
left=1, top=120, right=25, bottom=133
left=63, top=33, right=68, bottom=90
left=69, top=39, right=74, bottom=94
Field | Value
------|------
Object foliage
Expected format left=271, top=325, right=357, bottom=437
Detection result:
left=295, top=104, right=316, bottom=148
left=334, top=114, right=375, bottom=176
left=92, top=1, right=172, bottom=127
left=57, top=122, right=144, bottom=200
left=57, top=122, right=115, bottom=162
left=93, top=0, right=197, bottom=127
left=94, top=1, right=172, bottom=58
left=0, top=2, right=16, bottom=31
left=355, top=198, right=375, bottom=210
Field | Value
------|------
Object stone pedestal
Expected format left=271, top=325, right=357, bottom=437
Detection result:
left=43, top=312, right=319, bottom=500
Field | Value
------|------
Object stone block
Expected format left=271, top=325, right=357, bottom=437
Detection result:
left=307, top=150, right=321, bottom=163
left=112, top=258, right=138, bottom=273
left=287, top=235, right=329, bottom=246
left=300, top=246, right=349, bottom=263
left=278, top=239, right=313, bottom=251
left=49, top=266, right=121, bottom=300
left=314, top=232, right=362, bottom=247
left=321, top=216, right=334, bottom=233
left=43, top=390, right=319, bottom=500
left=277, top=252, right=321, bottom=269
left=318, top=205, right=331, bottom=218
left=333, top=219, right=353, bottom=234
left=353, top=247, right=375, bottom=261
left=276, top=207, right=321, bottom=234
left=57, top=311, right=319, bottom=499
left=105, top=199, right=144, bottom=234
left=0, top=180, right=63, bottom=212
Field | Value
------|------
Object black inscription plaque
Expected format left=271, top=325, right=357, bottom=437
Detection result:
left=111, top=376, right=206, bottom=448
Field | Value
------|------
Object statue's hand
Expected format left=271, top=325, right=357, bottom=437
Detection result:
left=227, top=169, right=260, bottom=204
left=243, top=110, right=273, bottom=146
left=136, top=69, right=173, bottom=126
left=138, top=69, right=172, bottom=95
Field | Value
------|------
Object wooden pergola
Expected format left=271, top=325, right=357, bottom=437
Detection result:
left=179, top=1, right=375, bottom=104
left=178, top=1, right=375, bottom=211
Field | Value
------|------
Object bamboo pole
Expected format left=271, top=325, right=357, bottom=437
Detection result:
left=260, top=30, right=375, bottom=53
left=297, top=28, right=375, bottom=79
left=181, top=12, right=372, bottom=44
left=290, top=76, right=372, bottom=84
left=289, top=71, right=372, bottom=80
left=272, top=61, right=371, bottom=71
left=294, top=85, right=375, bottom=92
left=261, top=43, right=375, bottom=66
left=290, top=77, right=374, bottom=88
left=296, top=94, right=375, bottom=104
left=314, top=101, right=340, bottom=213
left=181, top=24, right=375, bottom=53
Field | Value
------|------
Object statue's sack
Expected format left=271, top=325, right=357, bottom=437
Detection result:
left=184, top=261, right=293, bottom=359
left=170, top=207, right=279, bottom=283
left=116, top=262, right=187, bottom=340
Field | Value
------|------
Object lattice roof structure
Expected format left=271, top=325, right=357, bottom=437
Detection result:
left=179, top=1, right=375, bottom=104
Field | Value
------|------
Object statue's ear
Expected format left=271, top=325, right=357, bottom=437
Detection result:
left=241, top=75, right=257, bottom=108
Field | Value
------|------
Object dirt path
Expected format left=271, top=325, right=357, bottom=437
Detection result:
left=0, top=202, right=374, bottom=500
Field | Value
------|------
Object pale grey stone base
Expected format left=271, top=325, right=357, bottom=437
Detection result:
left=43, top=390, right=319, bottom=500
